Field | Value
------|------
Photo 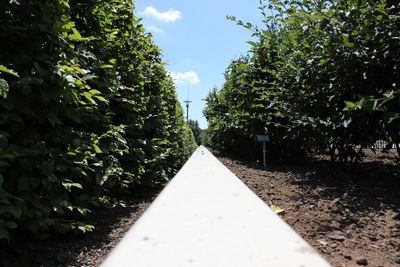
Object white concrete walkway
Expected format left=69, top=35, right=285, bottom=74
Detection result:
left=101, top=146, right=331, bottom=267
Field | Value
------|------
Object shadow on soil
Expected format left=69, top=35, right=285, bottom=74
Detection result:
left=219, top=149, right=400, bottom=219
left=1, top=187, right=161, bottom=267
left=290, top=160, right=399, bottom=216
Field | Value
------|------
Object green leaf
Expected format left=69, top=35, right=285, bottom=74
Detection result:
left=92, top=143, right=103, bottom=154
left=344, top=101, right=358, bottom=111
left=77, top=207, right=91, bottom=216
left=66, top=151, right=77, bottom=156
left=94, top=95, right=108, bottom=104
left=0, top=227, right=10, bottom=241
left=0, top=78, right=9, bottom=98
left=82, top=91, right=97, bottom=105
left=98, top=64, right=114, bottom=69
left=0, top=65, right=19, bottom=77
left=77, top=224, right=95, bottom=233
left=247, top=41, right=257, bottom=47
left=60, top=0, right=70, bottom=8
left=68, top=28, right=95, bottom=42
left=343, top=36, right=355, bottom=48
left=62, top=181, right=83, bottom=192
left=8, top=206, right=22, bottom=218
left=89, top=89, right=101, bottom=95
left=319, top=59, right=327, bottom=66
left=4, top=221, right=17, bottom=229
left=375, top=4, right=388, bottom=17
left=69, top=28, right=82, bottom=40
left=383, top=112, right=400, bottom=124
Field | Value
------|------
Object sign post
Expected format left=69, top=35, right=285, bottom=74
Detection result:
left=256, top=135, right=270, bottom=168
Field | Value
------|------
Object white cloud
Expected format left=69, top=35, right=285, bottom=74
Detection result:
left=147, top=25, right=163, bottom=33
left=141, top=6, right=182, bottom=23
left=169, top=71, right=200, bottom=85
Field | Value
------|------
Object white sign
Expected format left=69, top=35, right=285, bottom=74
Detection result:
left=256, top=135, right=270, bottom=142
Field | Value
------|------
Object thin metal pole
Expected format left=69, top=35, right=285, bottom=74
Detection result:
left=186, top=103, right=189, bottom=122
left=184, top=83, right=191, bottom=122
left=263, top=141, right=266, bottom=168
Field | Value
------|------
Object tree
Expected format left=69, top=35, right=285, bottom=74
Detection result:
left=188, top=119, right=202, bottom=145
left=205, top=0, right=400, bottom=162
left=0, top=0, right=194, bottom=246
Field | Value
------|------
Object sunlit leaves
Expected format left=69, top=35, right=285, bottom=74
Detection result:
left=0, top=65, right=19, bottom=77
left=205, top=0, right=400, bottom=162
left=0, top=79, right=9, bottom=99
left=0, top=0, right=193, bottom=245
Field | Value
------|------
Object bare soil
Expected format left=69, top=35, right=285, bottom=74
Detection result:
left=2, top=191, right=160, bottom=267
left=3, top=150, right=399, bottom=267
left=216, top=150, right=400, bottom=267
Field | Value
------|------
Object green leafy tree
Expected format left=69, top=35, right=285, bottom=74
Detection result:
left=188, top=119, right=202, bottom=145
left=205, top=0, right=400, bottom=162
left=0, top=0, right=193, bottom=248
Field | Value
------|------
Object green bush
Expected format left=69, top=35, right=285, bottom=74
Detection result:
left=200, top=128, right=212, bottom=148
left=188, top=119, right=202, bottom=145
left=0, top=0, right=192, bottom=244
left=204, top=0, right=400, bottom=162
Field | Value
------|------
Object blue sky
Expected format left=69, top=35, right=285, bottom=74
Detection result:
left=135, top=0, right=264, bottom=129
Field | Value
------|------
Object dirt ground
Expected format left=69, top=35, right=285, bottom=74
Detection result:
left=2, top=193, right=158, bottom=267
left=3, top=150, right=399, bottom=267
left=216, top=150, right=400, bottom=267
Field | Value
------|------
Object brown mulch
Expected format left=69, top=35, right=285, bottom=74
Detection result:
left=216, top=150, right=400, bottom=267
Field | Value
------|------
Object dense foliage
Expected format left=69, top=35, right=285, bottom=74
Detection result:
left=188, top=119, right=202, bottom=145
left=0, top=0, right=194, bottom=244
left=204, top=0, right=400, bottom=162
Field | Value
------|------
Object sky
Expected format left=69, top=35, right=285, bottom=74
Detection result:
left=135, top=0, right=265, bottom=129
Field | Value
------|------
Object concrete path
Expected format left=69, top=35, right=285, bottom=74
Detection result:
left=101, top=146, right=331, bottom=267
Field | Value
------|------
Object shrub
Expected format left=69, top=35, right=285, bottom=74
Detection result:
left=0, top=0, right=192, bottom=244
left=204, top=0, right=400, bottom=162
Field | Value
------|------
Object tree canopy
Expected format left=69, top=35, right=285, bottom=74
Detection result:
left=188, top=119, right=202, bottom=145
left=204, top=0, right=400, bottom=162
left=0, top=0, right=194, bottom=245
